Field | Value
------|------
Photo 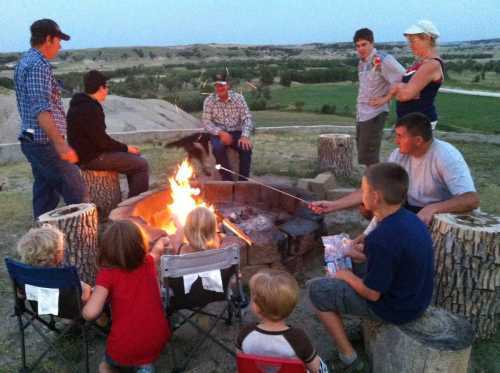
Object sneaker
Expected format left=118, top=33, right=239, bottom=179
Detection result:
left=339, top=356, right=366, bottom=373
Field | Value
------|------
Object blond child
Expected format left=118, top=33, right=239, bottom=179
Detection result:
left=169, top=206, right=220, bottom=254
left=83, top=220, right=170, bottom=373
left=237, top=269, right=329, bottom=373
left=16, top=225, right=92, bottom=302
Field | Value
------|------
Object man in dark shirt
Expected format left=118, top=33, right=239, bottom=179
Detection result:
left=308, top=162, right=433, bottom=370
left=67, top=70, right=149, bottom=197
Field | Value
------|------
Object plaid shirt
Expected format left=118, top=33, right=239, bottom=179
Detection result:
left=202, top=91, right=253, bottom=138
left=14, top=48, right=66, bottom=143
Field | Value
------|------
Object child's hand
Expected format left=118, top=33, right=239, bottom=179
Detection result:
left=152, top=236, right=170, bottom=256
left=81, top=281, right=92, bottom=303
left=334, top=269, right=354, bottom=282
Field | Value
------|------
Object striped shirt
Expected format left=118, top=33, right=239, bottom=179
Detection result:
left=14, top=48, right=67, bottom=143
left=202, top=91, right=253, bottom=138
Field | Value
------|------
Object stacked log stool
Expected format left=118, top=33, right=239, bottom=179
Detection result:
left=81, top=169, right=122, bottom=221
left=38, top=203, right=99, bottom=285
left=362, top=307, right=474, bottom=373
left=318, top=134, right=354, bottom=177
left=431, top=211, right=500, bottom=339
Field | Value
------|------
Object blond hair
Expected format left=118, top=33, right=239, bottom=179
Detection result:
left=184, top=206, right=218, bottom=251
left=17, top=225, right=65, bottom=267
left=250, top=269, right=299, bottom=321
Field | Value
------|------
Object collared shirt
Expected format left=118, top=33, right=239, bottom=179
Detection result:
left=14, top=48, right=67, bottom=143
left=202, top=91, right=253, bottom=138
left=357, top=48, right=405, bottom=122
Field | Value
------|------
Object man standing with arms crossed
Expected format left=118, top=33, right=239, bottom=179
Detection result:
left=354, top=28, right=405, bottom=166
left=15, top=19, right=87, bottom=219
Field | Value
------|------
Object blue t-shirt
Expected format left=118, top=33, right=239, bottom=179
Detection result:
left=364, top=208, right=433, bottom=324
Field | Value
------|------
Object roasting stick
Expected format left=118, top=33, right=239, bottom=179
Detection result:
left=214, top=164, right=310, bottom=205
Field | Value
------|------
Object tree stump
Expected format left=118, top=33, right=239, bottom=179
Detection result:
left=81, top=169, right=121, bottom=221
left=431, top=211, right=500, bottom=339
left=362, top=306, right=473, bottom=373
left=38, top=203, right=99, bottom=285
left=318, top=134, right=353, bottom=177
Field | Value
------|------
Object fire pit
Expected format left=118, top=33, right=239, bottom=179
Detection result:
left=109, top=161, right=324, bottom=280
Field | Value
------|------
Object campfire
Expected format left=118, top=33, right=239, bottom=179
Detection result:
left=162, top=159, right=213, bottom=235
left=109, top=159, right=325, bottom=281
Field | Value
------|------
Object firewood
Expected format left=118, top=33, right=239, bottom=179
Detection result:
left=318, top=134, right=353, bottom=177
left=81, top=170, right=121, bottom=221
left=38, top=203, right=98, bottom=285
left=431, top=211, right=500, bottom=339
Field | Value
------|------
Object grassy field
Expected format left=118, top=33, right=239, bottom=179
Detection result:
left=268, top=82, right=500, bottom=134
left=0, top=133, right=499, bottom=371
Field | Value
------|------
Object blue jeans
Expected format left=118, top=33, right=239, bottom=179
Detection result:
left=21, top=142, right=87, bottom=219
left=82, top=152, right=149, bottom=198
left=210, top=131, right=252, bottom=181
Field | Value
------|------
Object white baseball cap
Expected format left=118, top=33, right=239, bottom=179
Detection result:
left=404, top=20, right=440, bottom=38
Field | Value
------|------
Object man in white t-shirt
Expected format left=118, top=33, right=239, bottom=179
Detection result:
left=310, top=112, right=480, bottom=225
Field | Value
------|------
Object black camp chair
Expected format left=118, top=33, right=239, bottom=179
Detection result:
left=5, top=257, right=91, bottom=373
left=160, top=245, right=245, bottom=372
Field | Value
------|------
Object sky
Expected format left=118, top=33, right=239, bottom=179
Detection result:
left=1, top=0, right=499, bottom=53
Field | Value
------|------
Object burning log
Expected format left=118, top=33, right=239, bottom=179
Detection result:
left=81, top=169, right=121, bottom=221
left=363, top=307, right=473, bottom=373
left=318, top=134, right=354, bottom=177
left=38, top=203, right=99, bottom=285
left=431, top=211, right=500, bottom=339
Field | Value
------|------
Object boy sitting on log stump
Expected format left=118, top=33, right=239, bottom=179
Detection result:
left=308, top=163, right=434, bottom=371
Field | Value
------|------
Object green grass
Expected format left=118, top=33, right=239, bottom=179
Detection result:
left=268, top=82, right=500, bottom=134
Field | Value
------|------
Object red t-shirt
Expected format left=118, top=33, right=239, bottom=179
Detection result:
left=96, top=255, right=171, bottom=365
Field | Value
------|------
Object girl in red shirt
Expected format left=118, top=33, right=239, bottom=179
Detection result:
left=83, top=220, right=170, bottom=373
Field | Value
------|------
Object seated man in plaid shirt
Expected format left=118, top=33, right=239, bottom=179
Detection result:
left=202, top=71, right=254, bottom=181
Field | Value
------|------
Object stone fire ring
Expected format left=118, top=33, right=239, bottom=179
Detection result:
left=109, top=181, right=325, bottom=281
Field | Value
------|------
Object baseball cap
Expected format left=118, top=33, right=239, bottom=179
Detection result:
left=84, top=70, right=109, bottom=94
left=31, top=19, right=70, bottom=41
left=404, top=20, right=440, bottom=38
left=213, top=71, right=228, bottom=85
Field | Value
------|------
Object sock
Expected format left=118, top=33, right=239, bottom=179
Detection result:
left=339, top=350, right=357, bottom=366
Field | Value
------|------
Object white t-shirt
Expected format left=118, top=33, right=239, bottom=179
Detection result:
left=388, top=139, right=476, bottom=207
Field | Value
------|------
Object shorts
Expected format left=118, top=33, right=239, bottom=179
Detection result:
left=308, top=277, right=381, bottom=321
left=356, top=112, right=387, bottom=166
left=105, top=353, right=155, bottom=373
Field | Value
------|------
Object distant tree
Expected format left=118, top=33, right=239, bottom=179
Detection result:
left=472, top=74, right=480, bottom=83
left=0, top=77, right=14, bottom=90
left=133, top=48, right=144, bottom=58
left=321, top=104, right=336, bottom=114
left=149, top=51, right=157, bottom=59
left=121, top=53, right=129, bottom=59
left=249, top=98, right=267, bottom=111
left=260, top=67, right=274, bottom=85
left=279, top=71, right=292, bottom=87
left=295, top=101, right=305, bottom=112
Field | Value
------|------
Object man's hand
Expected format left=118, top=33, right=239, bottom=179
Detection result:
left=238, top=136, right=252, bottom=151
left=417, top=204, right=438, bottom=225
left=55, top=142, right=79, bottom=164
left=308, top=201, right=334, bottom=215
left=219, top=131, right=233, bottom=145
left=127, top=145, right=141, bottom=155
left=368, top=96, right=388, bottom=108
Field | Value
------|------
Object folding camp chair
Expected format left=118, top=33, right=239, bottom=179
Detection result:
left=236, top=352, right=306, bottom=373
left=5, top=257, right=90, bottom=373
left=160, top=244, right=245, bottom=372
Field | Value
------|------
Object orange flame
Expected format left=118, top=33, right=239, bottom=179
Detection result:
left=163, top=159, right=212, bottom=234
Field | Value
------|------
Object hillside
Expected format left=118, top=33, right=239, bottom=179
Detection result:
left=0, top=90, right=202, bottom=144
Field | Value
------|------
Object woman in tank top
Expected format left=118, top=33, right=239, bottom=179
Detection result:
left=370, top=20, right=444, bottom=129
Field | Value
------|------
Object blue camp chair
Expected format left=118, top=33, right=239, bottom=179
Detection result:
left=5, top=257, right=90, bottom=373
